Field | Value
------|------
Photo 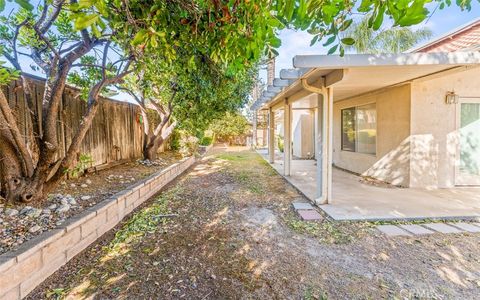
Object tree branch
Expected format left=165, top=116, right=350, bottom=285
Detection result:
left=37, top=0, right=66, bottom=34
left=116, top=85, right=145, bottom=108
left=32, top=25, right=60, bottom=58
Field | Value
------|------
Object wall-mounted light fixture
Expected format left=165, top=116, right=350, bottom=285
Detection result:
left=445, top=91, right=459, bottom=104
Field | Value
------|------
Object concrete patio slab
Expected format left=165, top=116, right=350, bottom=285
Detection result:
left=448, top=222, right=480, bottom=233
left=399, top=224, right=435, bottom=235
left=423, top=223, right=463, bottom=234
left=297, top=210, right=322, bottom=221
left=292, top=202, right=314, bottom=210
left=257, top=149, right=480, bottom=221
left=377, top=225, right=412, bottom=237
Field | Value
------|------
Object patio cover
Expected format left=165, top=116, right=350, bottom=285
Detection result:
left=255, top=51, right=480, bottom=109
left=252, top=51, right=480, bottom=205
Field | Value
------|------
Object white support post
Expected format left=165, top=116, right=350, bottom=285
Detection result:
left=326, top=87, right=334, bottom=203
left=252, top=110, right=258, bottom=149
left=284, top=99, right=291, bottom=176
left=315, top=93, right=324, bottom=202
left=268, top=107, right=275, bottom=164
left=320, top=88, right=329, bottom=204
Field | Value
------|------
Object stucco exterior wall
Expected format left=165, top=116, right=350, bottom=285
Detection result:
left=410, top=67, right=480, bottom=188
left=292, top=110, right=314, bottom=158
left=333, top=84, right=411, bottom=186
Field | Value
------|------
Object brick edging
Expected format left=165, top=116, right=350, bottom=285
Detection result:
left=0, top=156, right=196, bottom=299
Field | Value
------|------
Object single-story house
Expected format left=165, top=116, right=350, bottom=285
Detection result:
left=251, top=19, right=480, bottom=220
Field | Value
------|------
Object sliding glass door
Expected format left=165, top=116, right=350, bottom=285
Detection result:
left=456, top=98, right=480, bottom=186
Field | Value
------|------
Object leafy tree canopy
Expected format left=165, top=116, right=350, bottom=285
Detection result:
left=342, top=14, right=433, bottom=54
left=209, top=112, right=250, bottom=141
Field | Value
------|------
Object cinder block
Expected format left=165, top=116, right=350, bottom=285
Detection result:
left=139, top=183, right=151, bottom=198
left=131, top=182, right=144, bottom=192
left=97, top=216, right=120, bottom=236
left=42, top=227, right=81, bottom=259
left=95, top=197, right=117, bottom=215
left=107, top=202, right=119, bottom=222
left=152, top=176, right=164, bottom=189
left=124, top=203, right=135, bottom=215
left=81, top=211, right=106, bottom=239
left=0, top=250, right=42, bottom=293
left=116, top=197, right=126, bottom=218
left=21, top=253, right=66, bottom=298
left=145, top=176, right=155, bottom=185
left=114, top=189, right=130, bottom=202
left=66, top=231, right=99, bottom=260
left=0, top=254, right=17, bottom=274
left=125, top=190, right=140, bottom=209
left=62, top=209, right=96, bottom=232
left=0, top=285, right=20, bottom=300
left=15, top=229, right=64, bottom=262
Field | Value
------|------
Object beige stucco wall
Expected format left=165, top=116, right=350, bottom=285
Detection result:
left=410, top=67, right=480, bottom=188
left=333, top=84, right=411, bottom=186
left=292, top=110, right=314, bottom=158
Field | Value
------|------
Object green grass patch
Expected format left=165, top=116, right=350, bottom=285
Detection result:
left=285, top=214, right=373, bottom=244
left=234, top=170, right=265, bottom=195
left=216, top=153, right=249, bottom=161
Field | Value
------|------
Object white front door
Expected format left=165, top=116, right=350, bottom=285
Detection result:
left=456, top=98, right=480, bottom=186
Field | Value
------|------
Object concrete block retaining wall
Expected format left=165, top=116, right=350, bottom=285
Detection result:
left=0, top=156, right=196, bottom=299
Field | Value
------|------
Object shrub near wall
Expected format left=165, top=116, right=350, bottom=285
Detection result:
left=0, top=156, right=196, bottom=300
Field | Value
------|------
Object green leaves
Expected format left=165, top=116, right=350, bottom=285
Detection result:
left=132, top=30, right=147, bottom=46
left=14, top=0, right=32, bottom=11
left=396, top=0, right=429, bottom=26
left=73, top=14, right=99, bottom=31
left=323, top=35, right=336, bottom=47
left=327, top=44, right=338, bottom=55
left=0, top=61, right=20, bottom=86
left=341, top=37, right=355, bottom=46
left=0, top=0, right=33, bottom=12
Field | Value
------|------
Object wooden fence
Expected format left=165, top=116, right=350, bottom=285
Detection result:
left=1, top=74, right=149, bottom=171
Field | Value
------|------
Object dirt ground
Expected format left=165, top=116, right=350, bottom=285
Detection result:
left=28, top=146, right=480, bottom=299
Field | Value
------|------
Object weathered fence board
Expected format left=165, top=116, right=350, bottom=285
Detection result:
left=3, top=74, right=153, bottom=171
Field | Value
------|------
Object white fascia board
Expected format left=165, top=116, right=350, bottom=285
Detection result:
left=273, top=78, right=292, bottom=87
left=293, top=52, right=480, bottom=69
left=279, top=68, right=310, bottom=79
left=267, top=85, right=282, bottom=93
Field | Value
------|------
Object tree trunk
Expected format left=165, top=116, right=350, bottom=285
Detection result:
left=44, top=82, right=103, bottom=193
left=142, top=116, right=176, bottom=161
